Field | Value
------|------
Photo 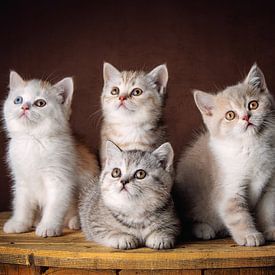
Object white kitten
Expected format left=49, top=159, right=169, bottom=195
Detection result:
left=175, top=64, right=275, bottom=246
left=3, top=71, right=79, bottom=237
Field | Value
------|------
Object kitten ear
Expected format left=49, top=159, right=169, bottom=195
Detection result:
left=53, top=77, right=74, bottom=106
left=106, top=140, right=122, bottom=165
left=153, top=142, right=174, bottom=171
left=9, top=71, right=25, bottom=90
left=193, top=90, right=215, bottom=116
left=103, top=62, right=121, bottom=82
left=147, top=64, right=168, bottom=95
left=244, top=63, right=267, bottom=91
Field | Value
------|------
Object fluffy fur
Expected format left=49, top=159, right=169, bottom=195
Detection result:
left=175, top=64, right=275, bottom=246
left=3, top=71, right=99, bottom=237
left=80, top=141, right=180, bottom=249
left=100, top=63, right=168, bottom=166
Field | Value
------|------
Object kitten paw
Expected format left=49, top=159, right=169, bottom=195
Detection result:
left=35, top=223, right=62, bottom=237
left=68, top=216, right=80, bottom=230
left=264, top=227, right=275, bottom=241
left=233, top=232, right=265, bottom=246
left=109, top=234, right=139, bottom=250
left=145, top=233, right=175, bottom=250
left=3, top=219, right=31, bottom=234
left=193, top=223, right=216, bottom=240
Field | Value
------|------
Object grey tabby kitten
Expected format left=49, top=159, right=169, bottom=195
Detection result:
left=80, top=141, right=180, bottom=249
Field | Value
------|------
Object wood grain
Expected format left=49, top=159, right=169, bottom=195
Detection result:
left=0, top=212, right=275, bottom=270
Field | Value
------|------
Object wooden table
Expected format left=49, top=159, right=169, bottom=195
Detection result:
left=0, top=212, right=274, bottom=274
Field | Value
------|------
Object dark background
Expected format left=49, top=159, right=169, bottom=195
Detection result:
left=0, top=0, right=274, bottom=211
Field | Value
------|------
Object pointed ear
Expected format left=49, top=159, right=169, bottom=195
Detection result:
left=244, top=63, right=267, bottom=90
left=147, top=64, right=168, bottom=95
left=106, top=140, right=123, bottom=165
left=193, top=90, right=215, bottom=116
left=153, top=142, right=174, bottom=171
left=9, top=71, right=25, bottom=90
left=103, top=62, right=121, bottom=82
left=53, top=77, right=74, bottom=106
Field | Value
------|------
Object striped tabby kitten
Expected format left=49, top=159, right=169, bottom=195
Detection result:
left=3, top=71, right=99, bottom=237
left=80, top=141, right=180, bottom=249
left=100, top=63, right=168, bottom=166
left=175, top=64, right=275, bottom=246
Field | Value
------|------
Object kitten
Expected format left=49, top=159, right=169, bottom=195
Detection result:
left=100, top=63, right=168, bottom=166
left=80, top=141, right=180, bottom=249
left=3, top=71, right=99, bottom=237
left=175, top=64, right=275, bottom=246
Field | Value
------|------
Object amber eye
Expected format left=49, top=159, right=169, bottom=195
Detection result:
left=111, top=168, right=121, bottom=178
left=111, top=87, right=119, bottom=95
left=34, top=99, right=47, bottom=107
left=134, top=169, right=146, bottom=179
left=248, top=100, right=259, bottom=110
left=225, top=111, right=236, bottom=121
left=131, top=88, right=143, bottom=96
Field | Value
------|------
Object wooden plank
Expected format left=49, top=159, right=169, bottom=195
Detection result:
left=0, top=212, right=275, bottom=270
left=120, top=270, right=201, bottom=274
left=0, top=263, right=40, bottom=275
left=204, top=267, right=275, bottom=275
left=42, top=267, right=117, bottom=274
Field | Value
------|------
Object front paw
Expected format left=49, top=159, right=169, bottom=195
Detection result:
left=108, top=234, right=139, bottom=250
left=264, top=227, right=275, bottom=241
left=233, top=231, right=265, bottom=246
left=35, top=223, right=62, bottom=237
left=193, top=222, right=216, bottom=240
left=3, top=219, right=31, bottom=234
left=146, top=232, right=175, bottom=250
left=67, top=216, right=80, bottom=230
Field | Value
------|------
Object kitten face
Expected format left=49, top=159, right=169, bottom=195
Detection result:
left=194, top=64, right=274, bottom=139
left=4, top=71, right=73, bottom=134
left=101, top=63, right=168, bottom=120
left=100, top=141, right=174, bottom=213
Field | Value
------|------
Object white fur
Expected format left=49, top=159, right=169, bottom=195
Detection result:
left=3, top=72, right=78, bottom=237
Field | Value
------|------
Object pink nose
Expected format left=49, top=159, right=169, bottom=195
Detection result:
left=242, top=114, right=250, bottom=121
left=21, top=103, right=30, bottom=111
left=119, top=95, right=127, bottom=101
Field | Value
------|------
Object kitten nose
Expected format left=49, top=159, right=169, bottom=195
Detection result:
left=21, top=103, right=30, bottom=111
left=242, top=114, right=250, bottom=121
left=120, top=179, right=129, bottom=186
left=119, top=95, right=127, bottom=101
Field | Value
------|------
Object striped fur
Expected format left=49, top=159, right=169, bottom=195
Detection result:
left=80, top=142, right=180, bottom=249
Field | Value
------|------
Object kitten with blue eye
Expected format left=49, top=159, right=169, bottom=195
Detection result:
left=3, top=71, right=99, bottom=237
left=100, top=63, right=168, bottom=166
left=80, top=141, right=180, bottom=249
left=175, top=64, right=275, bottom=246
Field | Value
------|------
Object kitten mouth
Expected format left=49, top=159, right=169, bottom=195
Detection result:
left=19, top=112, right=29, bottom=119
left=246, top=122, right=254, bottom=129
left=120, top=186, right=128, bottom=192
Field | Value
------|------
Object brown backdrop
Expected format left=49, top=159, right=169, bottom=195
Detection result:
left=0, top=0, right=275, bottom=211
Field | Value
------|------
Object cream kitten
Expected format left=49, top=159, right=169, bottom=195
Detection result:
left=80, top=141, right=180, bottom=249
left=100, top=63, right=168, bottom=166
left=3, top=71, right=99, bottom=237
left=175, top=64, right=275, bottom=246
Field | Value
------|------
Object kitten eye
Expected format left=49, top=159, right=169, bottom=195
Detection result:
left=248, top=100, right=259, bottom=110
left=111, top=168, right=121, bottom=178
left=131, top=88, right=143, bottom=96
left=111, top=87, right=119, bottom=95
left=34, top=99, right=47, bottom=107
left=14, top=96, right=23, bottom=104
left=225, top=111, right=236, bottom=121
left=134, top=169, right=146, bottom=179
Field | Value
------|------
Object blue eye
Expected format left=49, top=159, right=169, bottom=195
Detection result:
left=14, top=96, right=23, bottom=104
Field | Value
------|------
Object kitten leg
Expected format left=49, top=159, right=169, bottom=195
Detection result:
left=4, top=185, right=35, bottom=233
left=220, top=194, right=265, bottom=246
left=192, top=222, right=216, bottom=240
left=92, top=228, right=139, bottom=249
left=35, top=178, right=72, bottom=237
left=145, top=230, right=175, bottom=250
left=256, top=180, right=275, bottom=241
left=64, top=199, right=80, bottom=230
